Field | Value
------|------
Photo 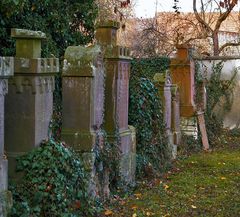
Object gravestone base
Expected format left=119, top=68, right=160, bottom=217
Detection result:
left=80, top=152, right=110, bottom=200
left=107, top=126, right=136, bottom=185
left=167, top=131, right=177, bottom=159
left=0, top=160, right=8, bottom=191
left=181, top=117, right=198, bottom=139
left=0, top=190, right=12, bottom=217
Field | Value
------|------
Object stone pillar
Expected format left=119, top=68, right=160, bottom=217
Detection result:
left=171, top=84, right=181, bottom=158
left=5, top=29, right=59, bottom=179
left=96, top=20, right=136, bottom=185
left=61, top=45, right=107, bottom=198
left=153, top=72, right=176, bottom=158
left=171, top=85, right=181, bottom=144
left=0, top=57, right=14, bottom=217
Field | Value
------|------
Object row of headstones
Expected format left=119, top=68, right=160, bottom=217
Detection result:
left=0, top=21, right=136, bottom=215
left=0, top=21, right=189, bottom=216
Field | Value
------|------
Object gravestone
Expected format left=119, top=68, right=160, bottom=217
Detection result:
left=0, top=57, right=14, bottom=217
left=96, top=20, right=136, bottom=184
left=153, top=72, right=176, bottom=158
left=170, top=45, right=196, bottom=117
left=61, top=45, right=108, bottom=198
left=171, top=84, right=181, bottom=157
left=5, top=29, right=59, bottom=179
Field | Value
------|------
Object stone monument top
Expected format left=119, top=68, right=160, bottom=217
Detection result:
left=63, top=45, right=103, bottom=76
left=96, top=20, right=120, bottom=46
left=11, top=28, right=46, bottom=39
left=11, top=28, right=46, bottom=59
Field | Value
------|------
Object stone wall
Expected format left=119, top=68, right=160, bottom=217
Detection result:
left=195, top=56, right=240, bottom=129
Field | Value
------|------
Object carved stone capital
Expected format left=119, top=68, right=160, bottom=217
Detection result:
left=14, top=58, right=59, bottom=74
left=8, top=75, right=55, bottom=94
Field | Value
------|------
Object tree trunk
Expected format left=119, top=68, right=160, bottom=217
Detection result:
left=213, top=30, right=220, bottom=56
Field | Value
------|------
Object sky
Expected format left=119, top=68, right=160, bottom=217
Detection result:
left=134, top=0, right=195, bottom=18
left=134, top=0, right=240, bottom=17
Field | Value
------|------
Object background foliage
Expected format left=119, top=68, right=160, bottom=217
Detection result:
left=9, top=140, right=98, bottom=217
left=129, top=57, right=171, bottom=177
left=0, top=0, right=97, bottom=58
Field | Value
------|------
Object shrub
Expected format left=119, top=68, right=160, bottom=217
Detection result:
left=0, top=0, right=97, bottom=57
left=129, top=57, right=171, bottom=177
left=10, top=140, right=97, bottom=217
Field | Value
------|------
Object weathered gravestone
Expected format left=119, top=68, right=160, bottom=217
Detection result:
left=5, top=29, right=59, bottom=179
left=171, top=85, right=181, bottom=146
left=96, top=20, right=136, bottom=185
left=153, top=72, right=178, bottom=158
left=170, top=45, right=196, bottom=118
left=0, top=57, right=14, bottom=217
left=61, top=45, right=108, bottom=198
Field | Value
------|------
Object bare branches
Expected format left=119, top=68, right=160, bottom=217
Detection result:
left=193, top=0, right=238, bottom=55
left=219, top=42, right=240, bottom=53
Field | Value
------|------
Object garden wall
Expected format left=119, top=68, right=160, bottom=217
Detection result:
left=196, top=56, right=240, bottom=129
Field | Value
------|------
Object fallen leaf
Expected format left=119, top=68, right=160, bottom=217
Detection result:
left=131, top=205, right=138, bottom=210
left=134, top=193, right=142, bottom=198
left=104, top=210, right=113, bottom=216
left=164, top=184, right=170, bottom=190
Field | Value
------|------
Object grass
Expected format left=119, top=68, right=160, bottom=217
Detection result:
left=103, top=145, right=240, bottom=217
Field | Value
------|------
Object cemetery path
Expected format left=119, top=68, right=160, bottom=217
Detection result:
left=103, top=141, right=240, bottom=216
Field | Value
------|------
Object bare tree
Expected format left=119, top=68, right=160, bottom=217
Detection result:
left=193, top=0, right=238, bottom=55
left=125, top=12, right=209, bottom=57
left=96, top=0, right=133, bottom=23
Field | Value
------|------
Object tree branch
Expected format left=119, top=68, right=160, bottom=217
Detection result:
left=193, top=0, right=213, bottom=33
left=219, top=42, right=240, bottom=53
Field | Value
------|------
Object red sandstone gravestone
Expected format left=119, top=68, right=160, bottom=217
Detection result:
left=170, top=45, right=196, bottom=117
left=61, top=45, right=109, bottom=198
left=5, top=29, right=59, bottom=179
left=96, top=20, right=136, bottom=184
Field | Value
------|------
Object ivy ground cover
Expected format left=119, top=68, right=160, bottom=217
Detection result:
left=103, top=140, right=240, bottom=216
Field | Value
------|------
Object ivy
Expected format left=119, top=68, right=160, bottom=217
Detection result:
left=129, top=57, right=171, bottom=177
left=131, top=57, right=170, bottom=80
left=195, top=61, right=237, bottom=146
left=9, top=140, right=98, bottom=217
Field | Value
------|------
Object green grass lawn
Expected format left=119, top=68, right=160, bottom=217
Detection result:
left=105, top=148, right=240, bottom=217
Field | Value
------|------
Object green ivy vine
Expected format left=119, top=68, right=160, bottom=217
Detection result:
left=129, top=57, right=171, bottom=177
left=195, top=61, right=237, bottom=146
left=9, top=140, right=98, bottom=217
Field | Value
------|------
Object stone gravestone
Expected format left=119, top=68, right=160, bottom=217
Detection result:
left=171, top=85, right=181, bottom=143
left=61, top=45, right=108, bottom=198
left=5, top=29, right=59, bottom=179
left=96, top=20, right=136, bottom=185
left=170, top=45, right=196, bottom=117
left=0, top=57, right=14, bottom=217
left=153, top=71, right=176, bottom=158
left=171, top=84, right=181, bottom=157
